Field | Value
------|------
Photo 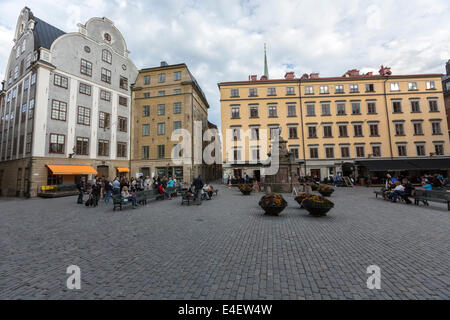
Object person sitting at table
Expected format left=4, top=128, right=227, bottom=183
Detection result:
left=121, top=186, right=137, bottom=208
left=203, top=182, right=214, bottom=200
left=158, top=183, right=172, bottom=200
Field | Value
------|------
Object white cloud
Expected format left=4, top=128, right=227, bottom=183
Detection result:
left=1, top=0, right=449, bottom=127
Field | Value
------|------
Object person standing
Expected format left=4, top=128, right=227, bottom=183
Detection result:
left=112, top=177, right=121, bottom=195
left=104, top=180, right=113, bottom=204
left=193, top=175, right=204, bottom=205
left=77, top=177, right=86, bottom=204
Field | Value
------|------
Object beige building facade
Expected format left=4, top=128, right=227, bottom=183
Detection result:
left=219, top=67, right=450, bottom=181
left=131, top=62, right=221, bottom=183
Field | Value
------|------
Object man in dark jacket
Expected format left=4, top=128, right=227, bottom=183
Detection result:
left=402, top=179, right=415, bottom=204
left=77, top=177, right=86, bottom=204
left=193, top=175, right=204, bottom=205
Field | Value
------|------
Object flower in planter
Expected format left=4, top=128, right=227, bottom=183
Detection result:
left=317, top=185, right=335, bottom=196
left=295, top=193, right=314, bottom=207
left=259, top=193, right=288, bottom=215
left=301, top=196, right=334, bottom=216
left=311, top=183, right=319, bottom=191
left=239, top=184, right=253, bottom=195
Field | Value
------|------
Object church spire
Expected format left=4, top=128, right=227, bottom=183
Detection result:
left=264, top=43, right=269, bottom=79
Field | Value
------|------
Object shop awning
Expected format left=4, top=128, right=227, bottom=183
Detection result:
left=117, top=168, right=130, bottom=173
left=47, top=165, right=98, bottom=175
left=356, top=158, right=450, bottom=172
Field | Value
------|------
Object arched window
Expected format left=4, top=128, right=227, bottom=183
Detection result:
left=102, top=49, right=112, bottom=64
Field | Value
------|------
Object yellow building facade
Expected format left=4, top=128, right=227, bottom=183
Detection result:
left=131, top=62, right=220, bottom=183
left=219, top=68, right=450, bottom=181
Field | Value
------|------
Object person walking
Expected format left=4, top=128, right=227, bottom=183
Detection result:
left=104, top=179, right=113, bottom=204
left=193, top=175, right=204, bottom=205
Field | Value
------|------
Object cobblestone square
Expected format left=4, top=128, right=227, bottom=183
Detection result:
left=0, top=185, right=449, bottom=300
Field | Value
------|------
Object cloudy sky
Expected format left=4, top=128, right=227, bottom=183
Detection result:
left=0, top=0, right=449, bottom=126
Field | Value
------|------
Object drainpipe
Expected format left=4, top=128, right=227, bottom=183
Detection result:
left=383, top=78, right=394, bottom=159
left=298, top=79, right=307, bottom=176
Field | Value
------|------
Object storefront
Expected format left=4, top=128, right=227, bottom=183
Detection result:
left=117, top=167, right=130, bottom=178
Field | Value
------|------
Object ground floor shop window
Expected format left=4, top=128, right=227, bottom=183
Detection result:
left=47, top=170, right=63, bottom=185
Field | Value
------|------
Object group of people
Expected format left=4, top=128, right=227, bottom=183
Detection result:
left=77, top=175, right=187, bottom=208
left=184, top=176, right=216, bottom=204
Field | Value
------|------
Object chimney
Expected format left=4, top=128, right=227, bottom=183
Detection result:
left=161, top=61, right=169, bottom=67
left=446, top=60, right=450, bottom=76
left=365, top=72, right=373, bottom=76
left=310, top=73, right=319, bottom=79
left=285, top=72, right=295, bottom=80
left=301, top=73, right=309, bottom=79
left=379, top=65, right=392, bottom=76
left=249, top=75, right=258, bottom=81
left=343, top=69, right=360, bottom=77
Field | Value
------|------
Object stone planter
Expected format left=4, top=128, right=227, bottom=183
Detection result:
left=260, top=205, right=287, bottom=216
left=304, top=206, right=332, bottom=217
left=239, top=185, right=253, bottom=196
left=294, top=194, right=311, bottom=209
left=259, top=194, right=288, bottom=216
left=318, top=191, right=333, bottom=197
left=241, top=190, right=252, bottom=196
left=302, top=198, right=334, bottom=217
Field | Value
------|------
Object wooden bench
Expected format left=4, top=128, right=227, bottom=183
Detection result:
left=112, top=194, right=134, bottom=211
left=413, top=190, right=450, bottom=211
left=181, top=191, right=194, bottom=205
left=165, top=187, right=178, bottom=198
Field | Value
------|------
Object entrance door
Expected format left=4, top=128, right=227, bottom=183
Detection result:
left=254, top=170, right=261, bottom=182
left=311, top=169, right=321, bottom=181
left=97, top=166, right=109, bottom=179
left=233, top=169, right=242, bottom=179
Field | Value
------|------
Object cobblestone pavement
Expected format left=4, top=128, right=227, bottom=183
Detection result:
left=0, top=185, right=449, bottom=300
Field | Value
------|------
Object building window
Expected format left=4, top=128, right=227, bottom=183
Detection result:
left=321, top=103, right=331, bottom=116
left=325, top=147, right=334, bottom=159
left=413, top=122, right=423, bottom=135
left=337, top=103, right=346, bottom=115
left=367, top=102, right=376, bottom=114
left=28, top=99, right=34, bottom=119
left=76, top=137, right=89, bottom=156
left=426, top=81, right=436, bottom=90
left=408, top=82, right=418, bottom=90
left=323, top=125, right=332, bottom=138
left=174, top=103, right=182, bottom=114
left=79, top=83, right=91, bottom=96
left=26, top=133, right=32, bottom=154
left=77, top=106, right=90, bottom=126
left=174, top=89, right=182, bottom=95
left=395, top=123, right=405, bottom=136
left=287, top=104, right=297, bottom=117
left=26, top=53, right=32, bottom=68
left=434, top=144, right=444, bottom=156
left=397, top=145, right=407, bottom=157
left=335, top=85, right=344, bottom=93
left=351, top=102, right=361, bottom=114
left=54, top=74, right=68, bottom=88
left=353, top=124, right=363, bottom=137
left=308, top=126, right=317, bottom=138
left=49, top=134, right=65, bottom=154
left=98, top=140, right=110, bottom=156
left=411, top=100, right=420, bottom=113
left=117, top=142, right=127, bottom=158
left=104, top=33, right=111, bottom=42
left=158, top=145, right=165, bottom=158
left=80, top=59, right=92, bottom=76
left=100, top=90, right=111, bottom=101
left=232, top=128, right=241, bottom=141
left=251, top=148, right=261, bottom=162
left=231, top=89, right=239, bottom=97
left=356, top=146, right=365, bottom=158
left=428, top=100, right=439, bottom=112
left=174, top=121, right=182, bottom=131
left=320, top=85, right=329, bottom=94
left=24, top=79, right=29, bottom=90
left=289, top=127, right=298, bottom=139
left=51, top=100, right=67, bottom=121
left=350, top=84, right=359, bottom=93
left=31, top=72, right=36, bottom=85
left=250, top=105, right=259, bottom=118
left=338, top=125, right=348, bottom=137
left=366, top=84, right=375, bottom=92
left=309, top=147, right=319, bottom=159
left=174, top=71, right=182, bottom=81
left=119, top=96, right=128, bottom=106
left=268, top=104, right=277, bottom=117
left=369, top=124, right=379, bottom=137
left=142, top=146, right=149, bottom=159
left=99, top=112, right=110, bottom=129
left=306, top=104, right=315, bottom=116
left=144, top=75, right=151, bottom=85
left=157, top=123, right=165, bottom=135
left=305, top=86, right=314, bottom=94
left=120, top=76, right=128, bottom=90
left=267, top=88, right=277, bottom=96
left=158, top=104, right=165, bottom=115
left=286, top=87, right=295, bottom=95
left=251, top=127, right=260, bottom=141
left=372, top=146, right=381, bottom=157
left=270, top=127, right=280, bottom=140
left=14, top=65, right=19, bottom=79
left=158, top=74, right=166, bottom=83
left=158, top=91, right=165, bottom=96
left=416, top=144, right=426, bottom=156
left=249, top=88, right=258, bottom=97
left=431, top=122, right=442, bottom=135
left=143, top=93, right=150, bottom=98
left=390, top=82, right=400, bottom=91
left=143, top=105, right=150, bottom=117
left=102, top=49, right=112, bottom=64
left=392, top=101, right=402, bottom=113
left=101, top=68, right=111, bottom=83
left=232, top=148, right=241, bottom=161
left=341, top=146, right=350, bottom=158
left=142, top=124, right=150, bottom=136
left=118, top=117, right=127, bottom=133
